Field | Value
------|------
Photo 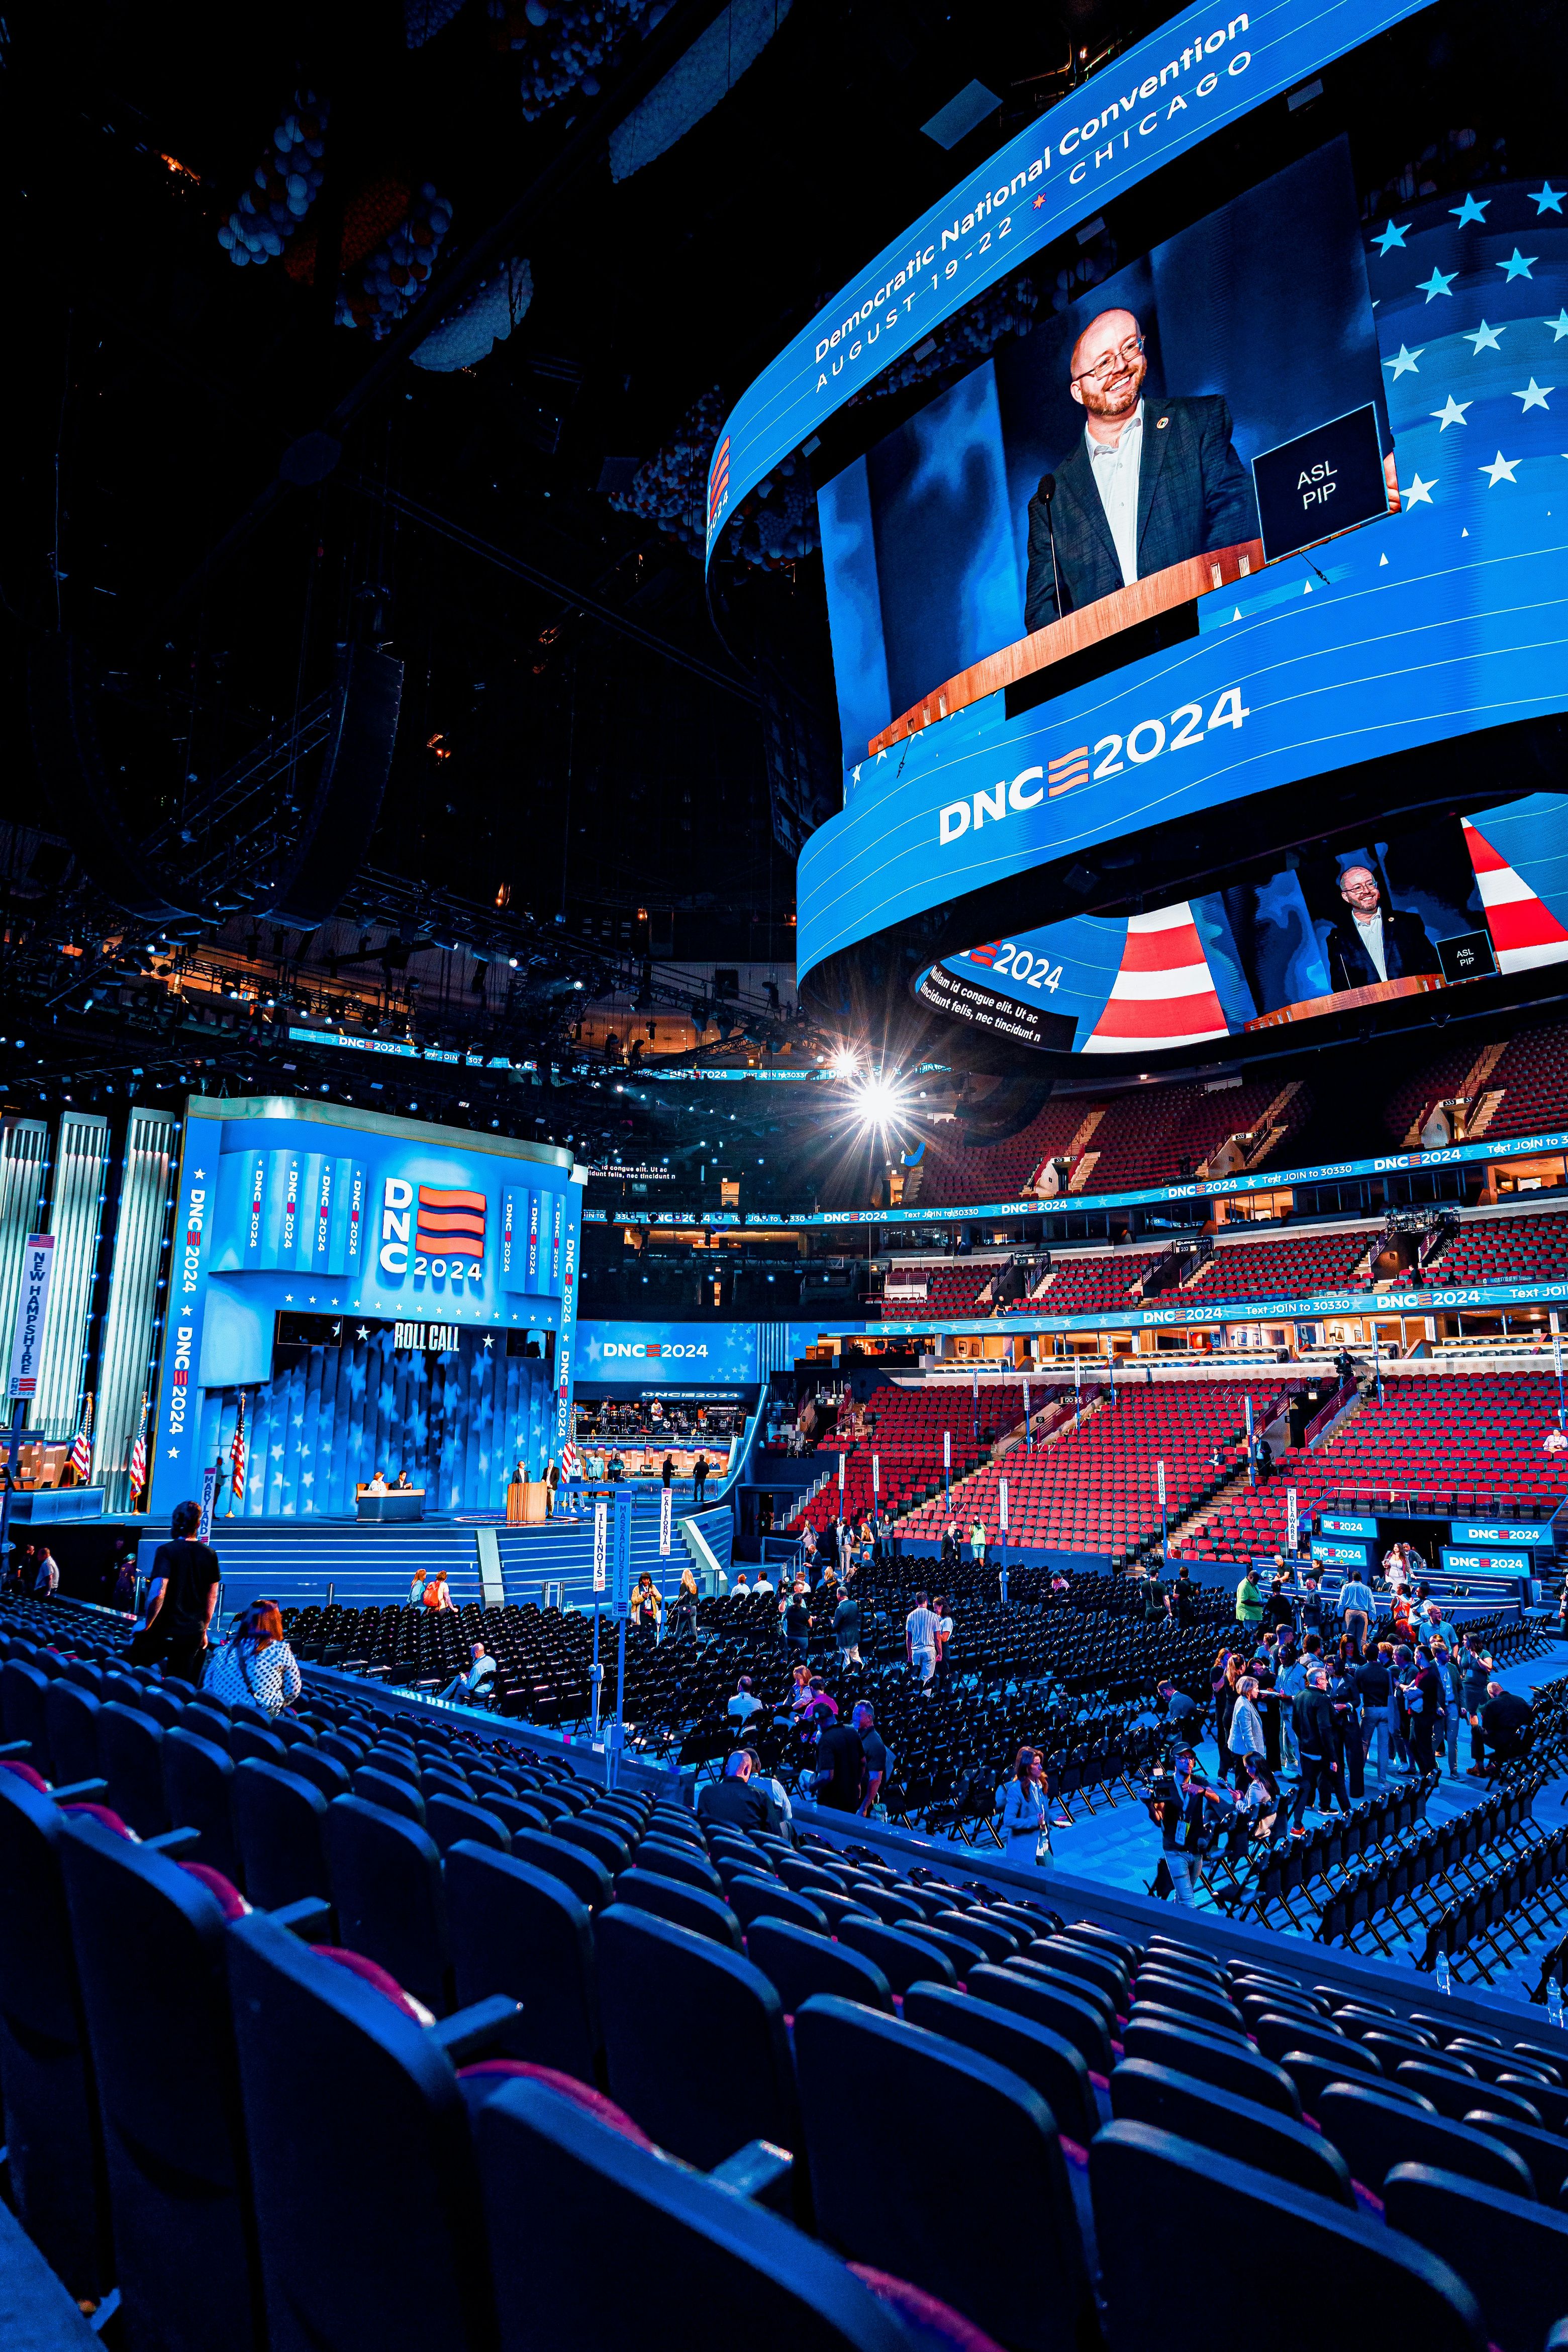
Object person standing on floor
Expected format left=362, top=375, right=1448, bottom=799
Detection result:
left=1338, top=1567, right=1374, bottom=1655
left=132, top=1499, right=221, bottom=1682
left=1211, top=1651, right=1241, bottom=1787
left=1457, top=1635, right=1494, bottom=1774
left=1327, top=1652, right=1365, bottom=1801
left=1404, top=1643, right=1444, bottom=1779
left=1291, top=1668, right=1347, bottom=1821
left=1160, top=1746, right=1233, bottom=1908
left=1353, top=1641, right=1395, bottom=1783
left=905, top=1590, right=942, bottom=1689
left=1227, top=1675, right=1267, bottom=1792
left=1000, top=1744, right=1052, bottom=1869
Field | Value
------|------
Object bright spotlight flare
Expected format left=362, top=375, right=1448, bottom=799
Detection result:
left=848, top=1067, right=909, bottom=1135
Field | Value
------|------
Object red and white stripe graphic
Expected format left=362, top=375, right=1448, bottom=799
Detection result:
left=1081, top=902, right=1230, bottom=1053
left=1463, top=818, right=1568, bottom=975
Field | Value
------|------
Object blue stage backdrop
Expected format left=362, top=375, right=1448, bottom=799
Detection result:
left=197, top=1332, right=555, bottom=1521
left=152, top=1099, right=581, bottom=1519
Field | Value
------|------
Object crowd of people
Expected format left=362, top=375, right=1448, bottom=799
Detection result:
left=702, top=1677, right=892, bottom=1827
left=1145, top=1559, right=1539, bottom=1903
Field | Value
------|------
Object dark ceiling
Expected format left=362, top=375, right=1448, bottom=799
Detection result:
left=8, top=0, right=1128, bottom=930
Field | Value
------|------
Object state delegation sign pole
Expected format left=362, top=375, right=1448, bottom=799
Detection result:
left=591, top=1497, right=607, bottom=1737
left=2, top=1234, right=55, bottom=1579
left=1553, top=1311, right=1565, bottom=1430
left=608, top=1487, right=632, bottom=1791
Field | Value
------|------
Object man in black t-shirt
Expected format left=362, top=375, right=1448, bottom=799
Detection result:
left=852, top=1702, right=888, bottom=1815
left=812, top=1717, right=867, bottom=1811
left=136, top=1500, right=222, bottom=1682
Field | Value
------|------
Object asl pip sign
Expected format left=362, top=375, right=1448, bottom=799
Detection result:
left=1252, top=403, right=1389, bottom=564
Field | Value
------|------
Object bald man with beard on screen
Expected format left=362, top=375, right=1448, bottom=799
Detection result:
left=1023, top=305, right=1259, bottom=633
left=1324, top=863, right=1441, bottom=992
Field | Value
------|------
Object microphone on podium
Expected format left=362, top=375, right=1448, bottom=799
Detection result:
left=1038, top=473, right=1065, bottom=626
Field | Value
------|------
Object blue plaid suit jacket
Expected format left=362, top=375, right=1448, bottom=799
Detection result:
left=1023, top=394, right=1258, bottom=634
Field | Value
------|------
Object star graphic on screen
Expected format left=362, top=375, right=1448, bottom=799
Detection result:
left=482, top=1334, right=494, bottom=1351
left=1514, top=379, right=1554, bottom=412
left=166, top=1446, right=179, bottom=1459
left=1464, top=320, right=1506, bottom=353
left=356, top=1325, right=369, bottom=1340
left=1384, top=344, right=1424, bottom=378
left=1449, top=192, right=1490, bottom=226
left=271, top=1443, right=284, bottom=1460
left=1431, top=396, right=1472, bottom=430
left=1403, top=474, right=1437, bottom=507
left=1532, top=182, right=1565, bottom=215
left=284, top=1294, right=293, bottom=1304
left=1371, top=219, right=1409, bottom=254
left=1480, top=450, right=1521, bottom=486
left=1546, top=311, right=1568, bottom=343
left=1499, top=249, right=1538, bottom=281
left=1418, top=267, right=1457, bottom=302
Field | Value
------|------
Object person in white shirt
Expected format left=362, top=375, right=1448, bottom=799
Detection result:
left=905, top=1591, right=942, bottom=1688
left=1544, top=1426, right=1568, bottom=1454
left=727, top=1676, right=761, bottom=1724
left=731, top=1572, right=750, bottom=1595
left=752, top=1571, right=774, bottom=1597
left=367, top=1469, right=388, bottom=1495
left=1338, top=1573, right=1375, bottom=1653
left=34, top=1548, right=59, bottom=1598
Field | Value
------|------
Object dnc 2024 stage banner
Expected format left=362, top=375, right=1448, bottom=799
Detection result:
left=860, top=1272, right=1568, bottom=1340
left=152, top=1099, right=583, bottom=1515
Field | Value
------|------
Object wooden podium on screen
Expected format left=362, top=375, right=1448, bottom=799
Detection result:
left=867, top=539, right=1265, bottom=756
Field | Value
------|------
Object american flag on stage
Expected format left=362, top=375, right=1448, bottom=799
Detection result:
left=69, top=1394, right=93, bottom=1484
left=231, top=1393, right=248, bottom=1502
left=561, top=1440, right=581, bottom=1478
left=415, top=1185, right=485, bottom=1261
left=128, top=1396, right=149, bottom=1501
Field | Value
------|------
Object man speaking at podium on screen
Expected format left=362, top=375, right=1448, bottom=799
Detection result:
left=1324, top=864, right=1441, bottom=993
left=1023, top=306, right=1259, bottom=633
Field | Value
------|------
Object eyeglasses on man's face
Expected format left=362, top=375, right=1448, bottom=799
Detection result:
left=1072, top=334, right=1146, bottom=386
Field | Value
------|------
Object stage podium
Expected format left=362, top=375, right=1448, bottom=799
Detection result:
left=867, top=538, right=1265, bottom=755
